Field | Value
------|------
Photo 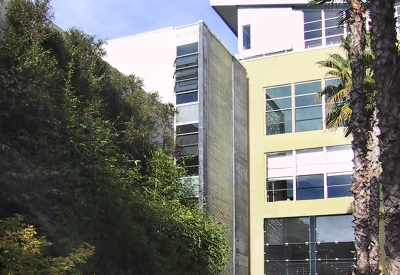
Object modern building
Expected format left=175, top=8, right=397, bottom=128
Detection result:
left=211, top=1, right=358, bottom=275
left=104, top=22, right=249, bottom=275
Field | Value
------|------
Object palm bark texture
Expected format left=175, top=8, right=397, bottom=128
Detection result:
left=370, top=0, right=400, bottom=274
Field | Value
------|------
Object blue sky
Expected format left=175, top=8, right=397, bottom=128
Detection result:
left=51, top=0, right=238, bottom=54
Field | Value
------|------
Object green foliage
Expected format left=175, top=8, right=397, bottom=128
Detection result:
left=0, top=216, right=94, bottom=275
left=0, top=0, right=229, bottom=274
left=317, top=36, right=375, bottom=135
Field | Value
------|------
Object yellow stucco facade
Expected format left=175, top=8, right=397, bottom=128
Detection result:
left=242, top=46, right=355, bottom=275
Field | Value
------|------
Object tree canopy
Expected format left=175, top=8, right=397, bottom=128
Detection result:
left=0, top=0, right=229, bottom=274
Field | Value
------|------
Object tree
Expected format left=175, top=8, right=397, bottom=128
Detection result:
left=0, top=215, right=94, bottom=275
left=0, top=0, right=230, bottom=273
left=313, top=0, right=380, bottom=273
left=369, top=1, right=400, bottom=274
left=318, top=34, right=381, bottom=275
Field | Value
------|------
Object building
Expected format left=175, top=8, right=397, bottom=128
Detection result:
left=104, top=22, right=249, bottom=275
left=211, top=1, right=358, bottom=274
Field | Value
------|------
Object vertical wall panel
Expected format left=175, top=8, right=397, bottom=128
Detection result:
left=200, top=23, right=249, bottom=275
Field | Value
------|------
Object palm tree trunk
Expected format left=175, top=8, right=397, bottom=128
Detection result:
left=347, top=1, right=370, bottom=274
left=370, top=0, right=400, bottom=274
left=367, top=108, right=381, bottom=275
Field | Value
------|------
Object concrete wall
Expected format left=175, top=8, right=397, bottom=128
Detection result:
left=200, top=23, right=249, bottom=275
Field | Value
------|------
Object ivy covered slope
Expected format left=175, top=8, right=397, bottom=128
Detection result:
left=0, top=0, right=229, bottom=274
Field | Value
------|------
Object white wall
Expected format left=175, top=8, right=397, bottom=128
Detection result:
left=103, top=28, right=176, bottom=104
left=237, top=6, right=304, bottom=59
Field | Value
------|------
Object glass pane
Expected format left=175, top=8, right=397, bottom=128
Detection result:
left=265, top=244, right=309, bottom=261
left=325, top=78, right=341, bottom=87
left=316, top=215, right=354, bottom=242
left=296, top=94, right=321, bottom=107
left=267, top=189, right=294, bottom=202
left=296, top=106, right=322, bottom=120
left=304, top=11, right=322, bottom=23
left=243, top=25, right=251, bottom=50
left=175, top=67, right=198, bottom=80
left=176, top=104, right=199, bottom=124
left=297, top=187, right=324, bottom=200
left=265, top=217, right=310, bottom=244
left=328, top=185, right=351, bottom=198
left=267, top=122, right=292, bottom=135
left=326, top=35, right=342, bottom=45
left=266, top=85, right=291, bottom=99
left=325, top=18, right=339, bottom=28
left=305, top=39, right=322, bottom=48
left=185, top=165, right=199, bottom=176
left=175, top=79, right=198, bottom=93
left=304, top=21, right=322, bottom=32
left=297, top=174, right=324, bottom=188
left=176, top=133, right=198, bottom=146
left=175, top=54, right=198, bottom=68
left=177, top=156, right=199, bottom=167
left=265, top=262, right=287, bottom=275
left=177, top=42, right=198, bottom=56
left=316, top=242, right=355, bottom=260
left=317, top=261, right=354, bottom=275
left=267, top=97, right=291, bottom=110
left=267, top=179, right=294, bottom=202
left=296, top=118, right=322, bottom=132
left=181, top=145, right=198, bottom=156
left=325, top=10, right=341, bottom=20
left=327, top=174, right=351, bottom=186
left=176, top=92, right=198, bottom=104
left=267, top=109, right=292, bottom=123
left=305, top=29, right=322, bottom=40
left=325, top=26, right=344, bottom=37
left=295, top=81, right=322, bottom=95
left=176, top=123, right=198, bottom=134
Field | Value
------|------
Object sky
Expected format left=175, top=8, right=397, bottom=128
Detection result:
left=51, top=0, right=238, bottom=54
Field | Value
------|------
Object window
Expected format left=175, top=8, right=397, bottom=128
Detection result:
left=265, top=80, right=326, bottom=135
left=177, top=42, right=198, bottom=56
left=304, top=9, right=345, bottom=48
left=265, top=85, right=292, bottom=135
left=175, top=55, right=198, bottom=68
left=295, top=81, right=322, bottom=132
left=243, top=25, right=251, bottom=50
left=266, top=146, right=352, bottom=202
left=264, top=215, right=355, bottom=275
left=175, top=78, right=198, bottom=105
left=176, top=123, right=199, bottom=175
left=396, top=5, right=400, bottom=33
left=174, top=43, right=199, bottom=105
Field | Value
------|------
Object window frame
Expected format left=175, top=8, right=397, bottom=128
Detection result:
left=303, top=9, right=345, bottom=49
left=266, top=146, right=352, bottom=202
left=243, top=25, right=251, bottom=50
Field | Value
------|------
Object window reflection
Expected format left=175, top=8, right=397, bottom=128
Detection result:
left=265, top=215, right=355, bottom=275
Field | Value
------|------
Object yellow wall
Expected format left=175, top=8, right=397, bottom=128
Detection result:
left=242, top=46, right=354, bottom=275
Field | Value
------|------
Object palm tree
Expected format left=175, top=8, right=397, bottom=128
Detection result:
left=318, top=32, right=381, bottom=275
left=369, top=1, right=400, bottom=274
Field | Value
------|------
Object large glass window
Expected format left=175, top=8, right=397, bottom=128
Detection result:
left=295, top=81, right=322, bottom=132
left=243, top=25, right=251, bottom=50
left=266, top=85, right=292, bottom=135
left=304, top=9, right=345, bottom=48
left=266, top=146, right=352, bottom=202
left=264, top=215, right=355, bottom=275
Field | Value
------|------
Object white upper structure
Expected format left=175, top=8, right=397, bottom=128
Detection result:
left=211, top=0, right=346, bottom=60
